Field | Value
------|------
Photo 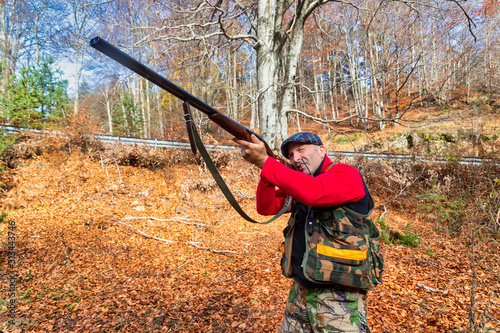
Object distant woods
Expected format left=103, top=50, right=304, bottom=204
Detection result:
left=0, top=0, right=498, bottom=146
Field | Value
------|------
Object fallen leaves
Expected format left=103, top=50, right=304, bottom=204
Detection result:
left=0, top=149, right=498, bottom=332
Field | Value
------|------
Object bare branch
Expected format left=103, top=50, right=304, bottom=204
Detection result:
left=285, top=108, right=355, bottom=124
left=113, top=220, right=174, bottom=243
left=377, top=166, right=426, bottom=207
left=446, top=0, right=477, bottom=42
left=121, top=216, right=208, bottom=228
left=396, top=54, right=421, bottom=93
left=129, top=1, right=259, bottom=48
left=417, top=283, right=448, bottom=294
left=113, top=219, right=237, bottom=254
left=214, top=6, right=259, bottom=47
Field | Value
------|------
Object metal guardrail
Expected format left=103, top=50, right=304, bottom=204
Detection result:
left=0, top=125, right=236, bottom=151
left=328, top=151, right=496, bottom=166
left=1, top=125, right=497, bottom=166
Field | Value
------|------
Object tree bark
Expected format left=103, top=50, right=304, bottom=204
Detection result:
left=256, top=0, right=281, bottom=148
left=0, top=0, right=30, bottom=93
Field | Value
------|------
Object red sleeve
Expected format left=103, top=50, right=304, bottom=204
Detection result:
left=256, top=156, right=365, bottom=212
left=256, top=178, right=289, bottom=215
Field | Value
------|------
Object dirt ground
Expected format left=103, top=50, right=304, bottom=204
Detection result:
left=0, top=139, right=499, bottom=332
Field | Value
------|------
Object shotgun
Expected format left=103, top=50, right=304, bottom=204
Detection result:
left=89, top=36, right=277, bottom=159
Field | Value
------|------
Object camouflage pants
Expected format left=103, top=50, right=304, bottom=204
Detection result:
left=279, top=281, right=371, bottom=333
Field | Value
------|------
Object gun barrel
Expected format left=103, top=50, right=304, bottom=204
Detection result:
left=90, top=37, right=218, bottom=115
left=89, top=36, right=268, bottom=147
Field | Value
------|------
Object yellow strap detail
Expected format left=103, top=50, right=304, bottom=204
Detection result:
left=316, top=243, right=367, bottom=261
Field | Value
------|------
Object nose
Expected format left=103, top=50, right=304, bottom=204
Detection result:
left=290, top=151, right=302, bottom=164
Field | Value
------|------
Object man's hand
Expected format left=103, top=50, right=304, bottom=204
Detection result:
left=232, top=134, right=268, bottom=169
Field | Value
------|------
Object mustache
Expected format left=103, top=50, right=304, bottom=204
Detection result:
left=300, top=158, right=312, bottom=174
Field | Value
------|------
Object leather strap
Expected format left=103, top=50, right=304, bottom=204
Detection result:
left=186, top=102, right=290, bottom=224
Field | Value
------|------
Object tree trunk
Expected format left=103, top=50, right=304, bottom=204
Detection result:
left=73, top=51, right=81, bottom=114
left=0, top=0, right=28, bottom=93
left=105, top=91, right=113, bottom=134
left=146, top=81, right=151, bottom=137
left=141, top=79, right=147, bottom=137
left=256, top=0, right=280, bottom=148
left=276, top=0, right=314, bottom=146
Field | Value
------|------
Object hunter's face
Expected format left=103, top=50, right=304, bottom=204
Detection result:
left=287, top=142, right=326, bottom=175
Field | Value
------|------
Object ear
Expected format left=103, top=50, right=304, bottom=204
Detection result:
left=318, top=145, right=326, bottom=158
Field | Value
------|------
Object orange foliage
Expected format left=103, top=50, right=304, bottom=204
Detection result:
left=0, top=145, right=499, bottom=332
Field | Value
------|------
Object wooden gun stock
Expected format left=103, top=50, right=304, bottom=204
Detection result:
left=208, top=113, right=275, bottom=157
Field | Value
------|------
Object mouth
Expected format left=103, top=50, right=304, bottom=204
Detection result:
left=296, top=161, right=307, bottom=172
left=298, top=158, right=313, bottom=174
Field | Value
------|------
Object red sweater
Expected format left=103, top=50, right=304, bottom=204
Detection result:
left=256, top=155, right=365, bottom=215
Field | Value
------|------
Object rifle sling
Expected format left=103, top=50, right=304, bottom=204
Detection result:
left=189, top=114, right=290, bottom=224
left=183, top=102, right=197, bottom=155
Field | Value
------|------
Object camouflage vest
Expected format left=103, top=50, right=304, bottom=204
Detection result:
left=280, top=193, right=384, bottom=290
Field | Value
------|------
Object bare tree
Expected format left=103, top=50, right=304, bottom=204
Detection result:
left=55, top=0, right=112, bottom=115
left=97, top=75, right=119, bottom=134
left=0, top=0, right=33, bottom=92
left=109, top=0, right=349, bottom=149
left=26, top=1, right=68, bottom=65
left=87, top=0, right=483, bottom=143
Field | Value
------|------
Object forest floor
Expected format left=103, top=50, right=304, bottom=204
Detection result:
left=0, top=131, right=499, bottom=332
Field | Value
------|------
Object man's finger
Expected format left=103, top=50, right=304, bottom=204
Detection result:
left=232, top=137, right=251, bottom=147
left=250, top=134, right=266, bottom=146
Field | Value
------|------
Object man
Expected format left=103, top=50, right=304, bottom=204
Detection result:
left=233, top=132, right=383, bottom=333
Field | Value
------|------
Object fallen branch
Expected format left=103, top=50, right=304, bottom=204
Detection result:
left=122, top=216, right=208, bottom=227
left=177, top=259, right=193, bottom=269
left=417, top=283, right=448, bottom=294
left=114, top=221, right=174, bottom=243
left=112, top=219, right=237, bottom=254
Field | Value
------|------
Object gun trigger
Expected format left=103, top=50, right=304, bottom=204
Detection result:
left=183, top=101, right=197, bottom=155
